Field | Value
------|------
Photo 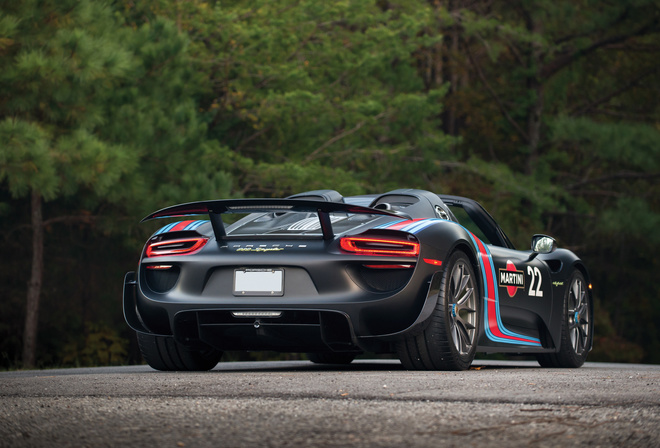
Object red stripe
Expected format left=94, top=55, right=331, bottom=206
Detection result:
left=170, top=220, right=194, bottom=232
left=473, top=235, right=540, bottom=344
left=386, top=218, right=425, bottom=230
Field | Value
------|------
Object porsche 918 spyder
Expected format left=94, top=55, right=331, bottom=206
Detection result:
left=123, top=189, right=593, bottom=371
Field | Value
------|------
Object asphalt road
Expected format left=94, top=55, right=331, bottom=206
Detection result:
left=1, top=360, right=659, bottom=447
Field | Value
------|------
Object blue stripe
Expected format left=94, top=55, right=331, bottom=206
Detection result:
left=464, top=231, right=541, bottom=346
left=194, top=220, right=207, bottom=229
left=374, top=219, right=406, bottom=229
left=402, top=218, right=443, bottom=233
left=156, top=220, right=209, bottom=235
left=185, top=220, right=207, bottom=230
left=483, top=243, right=541, bottom=344
left=155, top=222, right=178, bottom=235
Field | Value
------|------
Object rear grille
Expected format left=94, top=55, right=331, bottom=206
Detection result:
left=348, top=265, right=415, bottom=292
left=144, top=266, right=180, bottom=293
left=176, top=310, right=357, bottom=352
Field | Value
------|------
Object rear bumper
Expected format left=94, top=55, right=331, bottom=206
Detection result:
left=123, top=264, right=443, bottom=353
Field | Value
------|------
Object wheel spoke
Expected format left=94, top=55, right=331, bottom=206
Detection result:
left=457, top=323, right=471, bottom=352
left=451, top=266, right=463, bottom=296
left=451, top=324, right=461, bottom=352
left=577, top=303, right=587, bottom=316
left=571, top=327, right=579, bottom=352
left=578, top=325, right=587, bottom=352
left=448, top=262, right=477, bottom=355
left=568, top=277, right=590, bottom=356
left=456, top=272, right=470, bottom=298
left=572, top=280, right=581, bottom=303
left=455, top=287, right=474, bottom=307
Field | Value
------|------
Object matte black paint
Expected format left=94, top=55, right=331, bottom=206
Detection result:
left=124, top=189, right=592, bottom=357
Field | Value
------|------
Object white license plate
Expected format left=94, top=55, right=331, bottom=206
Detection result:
left=233, top=269, right=284, bottom=296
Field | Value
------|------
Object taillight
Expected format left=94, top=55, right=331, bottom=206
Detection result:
left=363, top=264, right=414, bottom=269
left=340, top=235, right=420, bottom=257
left=145, top=264, right=174, bottom=270
left=145, top=237, right=208, bottom=258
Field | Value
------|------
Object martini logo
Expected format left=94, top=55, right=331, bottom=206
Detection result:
left=498, top=260, right=525, bottom=297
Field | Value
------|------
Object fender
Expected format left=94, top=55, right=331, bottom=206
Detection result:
left=123, top=271, right=170, bottom=337
left=538, top=249, right=593, bottom=352
left=364, top=218, right=480, bottom=340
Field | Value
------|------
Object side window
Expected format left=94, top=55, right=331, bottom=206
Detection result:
left=447, top=205, right=493, bottom=245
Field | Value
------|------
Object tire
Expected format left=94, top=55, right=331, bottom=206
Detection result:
left=536, top=270, right=593, bottom=368
left=397, top=251, right=480, bottom=371
left=307, top=352, right=357, bottom=365
left=137, top=332, right=222, bottom=371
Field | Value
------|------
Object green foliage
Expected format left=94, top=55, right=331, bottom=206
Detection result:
left=0, top=0, right=234, bottom=211
left=0, top=0, right=137, bottom=200
left=62, top=323, right=128, bottom=367
left=129, top=0, right=453, bottom=196
left=0, top=0, right=233, bottom=368
left=1, top=0, right=659, bottom=367
left=550, top=116, right=660, bottom=170
left=0, top=119, right=54, bottom=198
left=433, top=0, right=660, bottom=362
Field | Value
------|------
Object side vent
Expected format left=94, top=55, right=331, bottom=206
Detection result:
left=545, top=259, right=563, bottom=273
left=346, top=265, right=415, bottom=293
left=144, top=265, right=180, bottom=293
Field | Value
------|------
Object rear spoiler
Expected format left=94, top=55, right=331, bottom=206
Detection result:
left=141, top=198, right=407, bottom=240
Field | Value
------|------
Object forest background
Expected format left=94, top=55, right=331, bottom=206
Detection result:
left=1, top=0, right=658, bottom=369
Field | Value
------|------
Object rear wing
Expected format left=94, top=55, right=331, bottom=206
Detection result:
left=141, top=198, right=407, bottom=240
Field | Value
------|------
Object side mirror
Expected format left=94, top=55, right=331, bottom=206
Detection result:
left=531, top=234, right=557, bottom=254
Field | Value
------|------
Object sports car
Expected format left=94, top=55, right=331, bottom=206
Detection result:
left=123, top=189, right=593, bottom=371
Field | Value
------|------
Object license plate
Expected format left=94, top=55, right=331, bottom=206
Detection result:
left=233, top=269, right=284, bottom=296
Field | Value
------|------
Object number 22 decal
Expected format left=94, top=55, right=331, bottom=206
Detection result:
left=527, top=266, right=544, bottom=297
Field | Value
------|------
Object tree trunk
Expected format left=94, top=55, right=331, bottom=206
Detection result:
left=524, top=10, right=544, bottom=176
left=22, top=190, right=44, bottom=369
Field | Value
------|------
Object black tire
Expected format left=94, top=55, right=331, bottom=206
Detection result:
left=137, top=332, right=222, bottom=371
left=397, top=251, right=480, bottom=371
left=307, top=352, right=357, bottom=365
left=536, top=270, right=593, bottom=368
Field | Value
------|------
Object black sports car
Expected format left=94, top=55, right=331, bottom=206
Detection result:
left=123, top=189, right=593, bottom=371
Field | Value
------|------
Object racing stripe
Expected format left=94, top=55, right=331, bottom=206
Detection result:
left=400, top=218, right=444, bottom=233
left=170, top=220, right=196, bottom=232
left=155, top=222, right=178, bottom=235
left=467, top=232, right=542, bottom=346
left=375, top=215, right=542, bottom=346
left=374, top=219, right=406, bottom=229
left=155, top=220, right=209, bottom=235
left=184, top=220, right=207, bottom=230
left=385, top=219, right=426, bottom=230
left=380, top=218, right=447, bottom=234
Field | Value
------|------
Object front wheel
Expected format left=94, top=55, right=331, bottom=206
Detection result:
left=397, top=251, right=480, bottom=371
left=137, top=333, right=222, bottom=371
left=536, top=270, right=593, bottom=368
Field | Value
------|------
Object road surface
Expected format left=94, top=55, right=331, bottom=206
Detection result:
left=1, top=360, right=659, bottom=447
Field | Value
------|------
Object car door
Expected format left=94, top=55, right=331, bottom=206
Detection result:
left=442, top=196, right=553, bottom=347
left=488, top=245, right=554, bottom=345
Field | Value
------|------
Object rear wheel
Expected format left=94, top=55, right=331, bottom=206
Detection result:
left=536, top=270, right=592, bottom=368
left=137, top=333, right=222, bottom=371
left=307, top=352, right=357, bottom=365
left=397, top=251, right=479, bottom=371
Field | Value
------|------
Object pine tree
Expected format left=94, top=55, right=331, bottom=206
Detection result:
left=0, top=0, right=232, bottom=367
